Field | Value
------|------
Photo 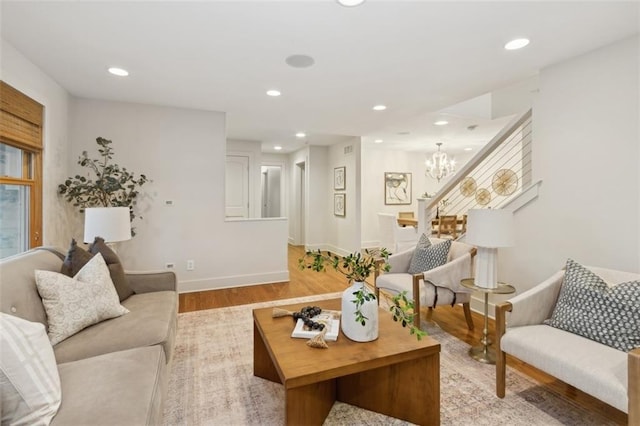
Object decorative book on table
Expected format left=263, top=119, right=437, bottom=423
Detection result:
left=291, top=310, right=341, bottom=342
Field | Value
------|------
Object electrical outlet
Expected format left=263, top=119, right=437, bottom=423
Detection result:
left=186, top=260, right=195, bottom=271
left=165, top=262, right=175, bottom=269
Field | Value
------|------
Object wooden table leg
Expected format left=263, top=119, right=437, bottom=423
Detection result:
left=336, top=353, right=440, bottom=425
left=285, top=380, right=336, bottom=426
left=253, top=322, right=281, bottom=383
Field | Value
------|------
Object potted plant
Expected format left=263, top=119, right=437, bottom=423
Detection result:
left=58, top=137, right=150, bottom=236
left=298, top=248, right=426, bottom=341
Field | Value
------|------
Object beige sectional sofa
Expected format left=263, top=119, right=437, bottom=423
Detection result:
left=0, top=247, right=178, bottom=425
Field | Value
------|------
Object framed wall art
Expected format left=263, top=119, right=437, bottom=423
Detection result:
left=384, top=172, right=412, bottom=205
left=334, top=193, right=345, bottom=217
left=334, top=166, right=346, bottom=190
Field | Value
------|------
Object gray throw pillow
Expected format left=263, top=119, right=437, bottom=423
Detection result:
left=544, top=259, right=640, bottom=352
left=408, top=238, right=451, bottom=275
left=61, top=239, right=93, bottom=277
left=61, top=238, right=134, bottom=302
left=89, top=237, right=134, bottom=302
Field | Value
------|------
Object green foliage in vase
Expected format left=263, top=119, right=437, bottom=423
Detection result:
left=298, top=248, right=426, bottom=339
left=58, top=137, right=150, bottom=234
left=299, top=248, right=389, bottom=327
left=389, top=291, right=427, bottom=340
left=299, top=248, right=390, bottom=284
left=351, top=284, right=377, bottom=326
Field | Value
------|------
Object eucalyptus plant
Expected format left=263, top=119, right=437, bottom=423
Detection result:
left=298, top=248, right=426, bottom=340
left=58, top=137, right=150, bottom=235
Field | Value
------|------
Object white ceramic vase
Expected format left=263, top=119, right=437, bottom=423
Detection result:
left=341, top=281, right=379, bottom=342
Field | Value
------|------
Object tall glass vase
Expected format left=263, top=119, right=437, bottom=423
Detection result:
left=341, top=281, right=379, bottom=342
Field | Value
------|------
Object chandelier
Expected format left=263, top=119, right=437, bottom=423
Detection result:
left=425, top=142, right=455, bottom=182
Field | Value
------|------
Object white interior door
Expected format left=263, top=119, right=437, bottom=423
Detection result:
left=225, top=155, right=249, bottom=218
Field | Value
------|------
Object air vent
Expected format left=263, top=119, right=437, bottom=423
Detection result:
left=344, top=145, right=353, bottom=155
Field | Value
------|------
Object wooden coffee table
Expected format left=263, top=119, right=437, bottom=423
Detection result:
left=253, top=298, right=440, bottom=425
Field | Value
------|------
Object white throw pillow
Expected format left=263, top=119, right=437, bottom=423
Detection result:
left=0, top=313, right=62, bottom=425
left=35, top=253, right=129, bottom=345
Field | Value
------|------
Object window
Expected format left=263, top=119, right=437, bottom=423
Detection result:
left=0, top=81, right=43, bottom=259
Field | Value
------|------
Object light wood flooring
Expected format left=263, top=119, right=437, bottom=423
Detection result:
left=179, top=244, right=627, bottom=425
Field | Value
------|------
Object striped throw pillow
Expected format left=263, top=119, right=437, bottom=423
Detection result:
left=0, top=313, right=61, bottom=425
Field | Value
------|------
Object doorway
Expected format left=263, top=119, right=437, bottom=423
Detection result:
left=261, top=165, right=282, bottom=218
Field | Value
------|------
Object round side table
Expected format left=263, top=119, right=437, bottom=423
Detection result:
left=461, top=278, right=515, bottom=365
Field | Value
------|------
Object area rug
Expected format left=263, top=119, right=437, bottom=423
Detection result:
left=162, top=293, right=614, bottom=425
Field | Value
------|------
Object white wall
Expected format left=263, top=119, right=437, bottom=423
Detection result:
left=491, top=76, right=538, bottom=119
left=305, top=145, right=329, bottom=250
left=69, top=98, right=288, bottom=291
left=327, top=137, right=361, bottom=254
left=500, top=35, right=640, bottom=293
left=287, top=148, right=307, bottom=244
left=0, top=40, right=74, bottom=249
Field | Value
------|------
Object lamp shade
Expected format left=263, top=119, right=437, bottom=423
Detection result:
left=465, top=209, right=515, bottom=248
left=83, top=207, right=132, bottom=243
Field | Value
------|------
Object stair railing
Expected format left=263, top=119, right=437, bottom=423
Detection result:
left=418, top=109, right=532, bottom=236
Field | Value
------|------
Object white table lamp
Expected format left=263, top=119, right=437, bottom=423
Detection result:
left=465, top=209, right=515, bottom=289
left=83, top=207, right=132, bottom=244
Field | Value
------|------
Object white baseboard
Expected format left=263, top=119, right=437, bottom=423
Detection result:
left=303, top=244, right=352, bottom=257
left=361, top=241, right=380, bottom=250
left=178, top=270, right=289, bottom=293
left=304, top=243, right=325, bottom=253
left=324, top=245, right=350, bottom=257
left=470, top=294, right=496, bottom=319
left=469, top=293, right=512, bottom=320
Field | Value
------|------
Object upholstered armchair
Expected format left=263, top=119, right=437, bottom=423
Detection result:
left=495, top=263, right=639, bottom=422
left=374, top=237, right=477, bottom=330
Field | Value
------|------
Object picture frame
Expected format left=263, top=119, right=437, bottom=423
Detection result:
left=334, top=166, right=346, bottom=190
left=334, top=193, right=345, bottom=217
left=384, top=172, right=412, bottom=205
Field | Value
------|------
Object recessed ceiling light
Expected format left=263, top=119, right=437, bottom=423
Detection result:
left=373, top=105, right=387, bottom=111
left=464, top=147, right=473, bottom=151
left=285, top=55, right=315, bottom=69
left=504, top=38, right=530, bottom=50
left=266, top=90, right=281, bottom=97
left=337, top=0, right=365, bottom=6
left=108, top=67, right=129, bottom=77
left=296, top=132, right=306, bottom=138
left=434, top=120, right=448, bottom=126
left=274, top=146, right=282, bottom=151
left=374, top=139, right=383, bottom=144
left=397, top=131, right=410, bottom=136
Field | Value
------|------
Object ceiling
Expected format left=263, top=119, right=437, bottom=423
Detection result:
left=1, top=1, right=638, bottom=155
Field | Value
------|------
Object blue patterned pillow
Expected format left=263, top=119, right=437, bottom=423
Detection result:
left=544, top=259, right=640, bottom=352
left=408, top=238, right=451, bottom=275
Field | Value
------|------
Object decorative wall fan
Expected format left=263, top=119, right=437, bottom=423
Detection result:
left=459, top=177, right=477, bottom=197
left=475, top=188, right=491, bottom=206
left=492, top=169, right=518, bottom=196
